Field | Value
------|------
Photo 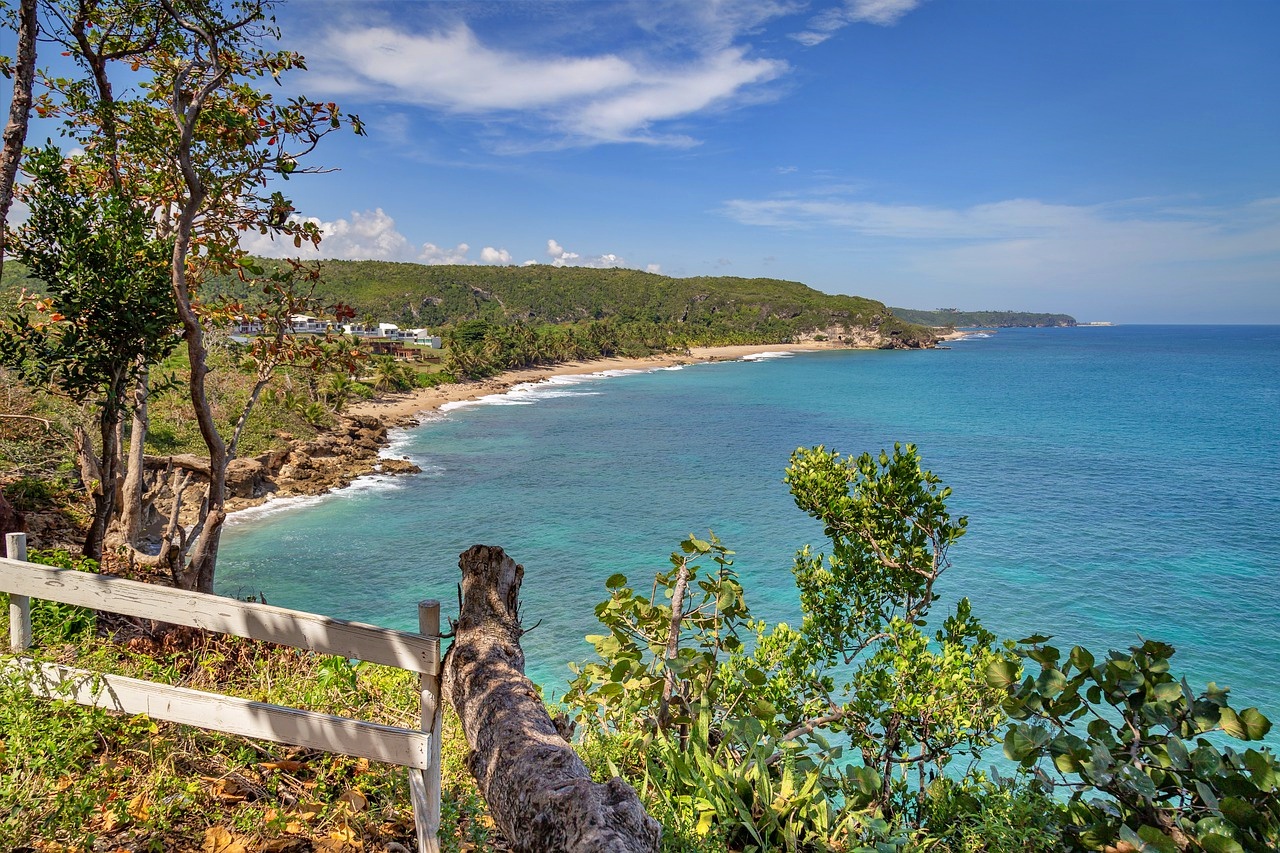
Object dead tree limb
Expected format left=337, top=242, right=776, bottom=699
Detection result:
left=442, top=544, right=661, bottom=853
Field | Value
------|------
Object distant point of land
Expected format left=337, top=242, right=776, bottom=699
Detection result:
left=890, top=307, right=1077, bottom=328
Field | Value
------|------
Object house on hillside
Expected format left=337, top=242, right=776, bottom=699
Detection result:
left=368, top=340, right=441, bottom=362
left=289, top=314, right=330, bottom=334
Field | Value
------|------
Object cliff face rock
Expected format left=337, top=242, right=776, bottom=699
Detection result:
left=233, top=415, right=418, bottom=508
left=138, top=416, right=419, bottom=521
left=796, top=323, right=936, bottom=350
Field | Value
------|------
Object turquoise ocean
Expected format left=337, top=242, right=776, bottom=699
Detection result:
left=218, top=325, right=1280, bottom=730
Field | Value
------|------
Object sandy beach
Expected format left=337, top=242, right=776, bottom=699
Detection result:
left=344, top=341, right=842, bottom=425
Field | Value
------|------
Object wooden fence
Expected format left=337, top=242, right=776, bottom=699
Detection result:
left=0, top=532, right=443, bottom=853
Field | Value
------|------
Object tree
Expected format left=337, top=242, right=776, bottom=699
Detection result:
left=781, top=444, right=1008, bottom=822
left=566, top=445, right=1009, bottom=848
left=21, top=0, right=363, bottom=590
left=0, top=0, right=38, bottom=281
left=1, top=144, right=180, bottom=558
left=995, top=637, right=1279, bottom=851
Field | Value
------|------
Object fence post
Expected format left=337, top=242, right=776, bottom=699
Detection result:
left=409, top=599, right=441, bottom=853
left=6, top=532, right=31, bottom=651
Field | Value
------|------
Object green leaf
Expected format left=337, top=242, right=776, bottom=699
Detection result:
left=985, top=659, right=1019, bottom=690
left=1036, top=667, right=1069, bottom=697
left=1219, top=796, right=1263, bottom=830
left=1069, top=645, right=1095, bottom=671
left=1003, top=724, right=1050, bottom=763
left=604, top=573, right=628, bottom=590
left=1136, top=825, right=1179, bottom=853
left=1236, top=707, right=1271, bottom=741
left=1198, top=833, right=1245, bottom=853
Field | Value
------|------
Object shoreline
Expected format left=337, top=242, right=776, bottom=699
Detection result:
left=342, top=341, right=845, bottom=426
left=224, top=342, right=843, bottom=517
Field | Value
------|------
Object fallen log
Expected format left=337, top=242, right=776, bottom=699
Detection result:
left=442, top=544, right=661, bottom=853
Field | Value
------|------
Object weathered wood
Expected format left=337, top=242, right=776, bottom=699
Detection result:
left=5, top=658, right=432, bottom=769
left=0, top=558, right=438, bottom=674
left=411, top=599, right=442, bottom=853
left=443, top=545, right=661, bottom=853
left=6, top=533, right=30, bottom=651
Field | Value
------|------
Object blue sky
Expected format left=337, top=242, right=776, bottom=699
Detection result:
left=15, top=0, right=1280, bottom=322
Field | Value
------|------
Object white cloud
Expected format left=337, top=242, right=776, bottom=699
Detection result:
left=793, top=0, right=924, bottom=46
left=646, top=263, right=663, bottom=274
left=239, top=208, right=412, bottom=260
left=236, top=210, right=655, bottom=274
left=721, top=196, right=1097, bottom=239
left=545, top=238, right=629, bottom=269
left=309, top=21, right=786, bottom=147
left=419, top=242, right=472, bottom=265
left=721, top=190, right=1280, bottom=319
left=238, top=208, right=520, bottom=268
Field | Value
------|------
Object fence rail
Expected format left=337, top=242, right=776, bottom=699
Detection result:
left=1, top=533, right=442, bottom=853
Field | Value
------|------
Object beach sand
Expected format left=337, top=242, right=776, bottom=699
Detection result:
left=344, top=341, right=841, bottom=424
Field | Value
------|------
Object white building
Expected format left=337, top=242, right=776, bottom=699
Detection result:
left=289, top=314, right=329, bottom=334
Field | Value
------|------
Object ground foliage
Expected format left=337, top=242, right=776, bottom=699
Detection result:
left=0, top=551, right=493, bottom=853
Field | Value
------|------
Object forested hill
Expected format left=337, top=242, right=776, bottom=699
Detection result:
left=890, top=307, right=1076, bottom=328
left=4, top=258, right=935, bottom=347
left=224, top=260, right=935, bottom=347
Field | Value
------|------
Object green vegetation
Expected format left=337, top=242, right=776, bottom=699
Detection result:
left=891, top=307, right=1077, bottom=327
left=564, top=445, right=1278, bottom=852
left=0, top=551, right=492, bottom=853
left=209, top=260, right=934, bottom=350
left=2, top=446, right=1276, bottom=851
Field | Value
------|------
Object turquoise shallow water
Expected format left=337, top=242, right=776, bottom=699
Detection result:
left=219, top=326, right=1280, bottom=730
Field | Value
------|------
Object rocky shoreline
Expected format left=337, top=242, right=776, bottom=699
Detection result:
left=221, top=414, right=422, bottom=515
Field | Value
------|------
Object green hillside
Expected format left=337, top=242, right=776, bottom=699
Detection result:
left=5, top=257, right=936, bottom=348
left=890, top=307, right=1076, bottom=328
left=215, top=261, right=935, bottom=348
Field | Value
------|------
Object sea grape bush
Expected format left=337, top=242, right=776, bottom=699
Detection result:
left=567, top=445, right=1018, bottom=850
left=569, top=445, right=1280, bottom=852
left=993, top=638, right=1279, bottom=852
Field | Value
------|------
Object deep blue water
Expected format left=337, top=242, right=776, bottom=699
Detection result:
left=219, top=326, right=1280, bottom=729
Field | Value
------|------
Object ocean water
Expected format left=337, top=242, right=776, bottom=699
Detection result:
left=218, top=326, right=1280, bottom=730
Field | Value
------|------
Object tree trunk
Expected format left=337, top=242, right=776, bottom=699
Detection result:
left=114, top=370, right=151, bottom=548
left=82, top=403, right=121, bottom=560
left=0, top=0, right=37, bottom=281
left=442, top=544, right=661, bottom=853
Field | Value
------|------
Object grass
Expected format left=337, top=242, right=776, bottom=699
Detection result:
left=0, top=551, right=493, bottom=853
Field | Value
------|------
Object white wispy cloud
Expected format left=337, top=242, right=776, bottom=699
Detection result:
left=793, top=0, right=924, bottom=46
left=721, top=190, right=1280, bottom=318
left=304, top=16, right=786, bottom=147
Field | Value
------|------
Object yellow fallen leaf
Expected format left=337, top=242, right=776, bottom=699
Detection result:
left=259, top=759, right=305, bottom=773
left=203, top=776, right=246, bottom=803
left=295, top=800, right=323, bottom=820
left=337, top=788, right=367, bottom=813
left=127, top=792, right=150, bottom=822
left=202, top=826, right=249, bottom=853
left=98, top=806, right=122, bottom=833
